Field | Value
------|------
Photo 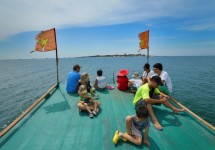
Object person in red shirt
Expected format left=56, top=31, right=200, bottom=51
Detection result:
left=116, top=69, right=129, bottom=91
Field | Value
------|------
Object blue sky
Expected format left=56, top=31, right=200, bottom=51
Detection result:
left=0, top=0, right=215, bottom=59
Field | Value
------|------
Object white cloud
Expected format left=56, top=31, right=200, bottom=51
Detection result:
left=0, top=0, right=214, bottom=39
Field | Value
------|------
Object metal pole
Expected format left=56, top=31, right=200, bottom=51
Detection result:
left=147, top=30, right=149, bottom=63
left=54, top=28, right=59, bottom=84
left=147, top=48, right=149, bottom=63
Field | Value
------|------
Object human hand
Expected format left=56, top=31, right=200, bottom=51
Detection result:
left=165, top=95, right=170, bottom=99
left=143, top=139, right=150, bottom=146
left=160, top=98, right=168, bottom=103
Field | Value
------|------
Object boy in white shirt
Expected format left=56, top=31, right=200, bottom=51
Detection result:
left=153, top=63, right=172, bottom=94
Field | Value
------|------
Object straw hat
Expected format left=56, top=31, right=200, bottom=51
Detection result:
left=79, top=85, right=87, bottom=94
left=117, top=69, right=129, bottom=76
left=132, top=72, right=139, bottom=78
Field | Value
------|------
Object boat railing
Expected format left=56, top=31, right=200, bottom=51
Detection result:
left=0, top=83, right=58, bottom=138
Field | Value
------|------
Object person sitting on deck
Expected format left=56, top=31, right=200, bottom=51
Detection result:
left=128, top=72, right=143, bottom=93
left=93, top=69, right=107, bottom=91
left=116, top=69, right=129, bottom=91
left=153, top=63, right=172, bottom=95
left=113, top=104, right=150, bottom=146
left=66, top=64, right=81, bottom=93
left=77, top=85, right=100, bottom=118
left=142, top=63, right=154, bottom=84
left=133, top=76, right=185, bottom=130
left=77, top=73, right=98, bottom=97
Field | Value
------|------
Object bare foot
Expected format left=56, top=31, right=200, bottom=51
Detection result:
left=153, top=120, right=162, bottom=130
left=173, top=108, right=185, bottom=114
left=96, top=108, right=99, bottom=113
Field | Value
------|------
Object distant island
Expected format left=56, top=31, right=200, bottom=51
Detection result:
left=77, top=53, right=147, bottom=58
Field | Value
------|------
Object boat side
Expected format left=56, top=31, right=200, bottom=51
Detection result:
left=0, top=84, right=214, bottom=150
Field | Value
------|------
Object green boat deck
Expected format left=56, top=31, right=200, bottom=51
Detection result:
left=0, top=84, right=214, bottom=150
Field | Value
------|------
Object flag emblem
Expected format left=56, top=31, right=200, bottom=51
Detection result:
left=35, top=28, right=56, bottom=52
left=138, top=30, right=149, bottom=49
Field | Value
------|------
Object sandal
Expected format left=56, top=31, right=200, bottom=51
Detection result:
left=113, top=130, right=120, bottom=144
left=89, top=113, right=94, bottom=118
left=92, top=110, right=97, bottom=116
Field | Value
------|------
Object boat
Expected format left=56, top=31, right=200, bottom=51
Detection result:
left=0, top=28, right=214, bottom=149
left=0, top=83, right=214, bottom=150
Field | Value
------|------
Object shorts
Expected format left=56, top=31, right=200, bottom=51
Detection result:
left=131, top=122, right=142, bottom=139
left=152, top=94, right=161, bottom=106
left=158, top=85, right=170, bottom=95
left=135, top=99, right=146, bottom=109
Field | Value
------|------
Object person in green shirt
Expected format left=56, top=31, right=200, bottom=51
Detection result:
left=133, top=76, right=185, bottom=130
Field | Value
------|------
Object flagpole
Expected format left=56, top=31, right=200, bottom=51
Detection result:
left=54, top=28, right=59, bottom=84
left=147, top=48, right=149, bottom=63
left=147, top=30, right=149, bottom=63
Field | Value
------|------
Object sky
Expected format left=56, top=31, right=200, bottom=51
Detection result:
left=0, top=0, right=215, bottom=59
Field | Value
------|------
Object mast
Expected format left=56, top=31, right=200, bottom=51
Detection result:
left=54, top=28, right=59, bottom=84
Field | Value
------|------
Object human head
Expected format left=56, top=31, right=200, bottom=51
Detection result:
left=153, top=63, right=163, bottom=74
left=143, top=63, right=150, bottom=71
left=79, top=73, right=89, bottom=83
left=136, top=105, right=149, bottom=118
left=150, top=76, right=163, bottom=88
left=73, top=64, right=81, bottom=72
left=97, top=70, right=103, bottom=76
left=132, top=72, right=139, bottom=78
left=79, top=85, right=87, bottom=94
left=117, top=69, right=129, bottom=77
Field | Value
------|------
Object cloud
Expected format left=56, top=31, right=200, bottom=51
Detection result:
left=0, top=0, right=214, bottom=39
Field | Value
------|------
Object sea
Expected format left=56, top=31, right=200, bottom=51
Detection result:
left=0, top=56, right=215, bottom=132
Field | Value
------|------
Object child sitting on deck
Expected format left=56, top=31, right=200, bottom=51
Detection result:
left=94, top=69, right=107, bottom=90
left=113, top=104, right=150, bottom=146
left=77, top=85, right=100, bottom=118
left=77, top=73, right=98, bottom=97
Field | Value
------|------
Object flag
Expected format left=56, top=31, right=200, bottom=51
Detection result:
left=34, top=28, right=56, bottom=52
left=138, top=30, right=149, bottom=49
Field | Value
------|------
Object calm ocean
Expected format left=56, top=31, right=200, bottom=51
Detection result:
left=0, top=56, right=215, bottom=131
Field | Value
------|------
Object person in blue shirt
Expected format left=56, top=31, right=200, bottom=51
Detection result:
left=66, top=64, right=81, bottom=93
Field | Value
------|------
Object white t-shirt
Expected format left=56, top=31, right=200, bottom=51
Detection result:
left=159, top=71, right=172, bottom=93
left=143, top=70, right=154, bottom=78
left=96, top=76, right=107, bottom=88
left=129, top=78, right=143, bottom=89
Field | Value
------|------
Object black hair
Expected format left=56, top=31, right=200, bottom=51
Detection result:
left=136, top=105, right=149, bottom=118
left=153, top=63, right=163, bottom=70
left=73, top=64, right=81, bottom=71
left=144, top=63, right=150, bottom=69
left=97, top=69, right=103, bottom=76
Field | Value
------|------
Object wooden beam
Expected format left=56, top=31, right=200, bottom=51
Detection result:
left=0, top=84, right=58, bottom=138
left=169, top=96, right=215, bottom=131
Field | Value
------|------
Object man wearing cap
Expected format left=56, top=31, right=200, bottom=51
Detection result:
left=128, top=72, right=143, bottom=93
left=66, top=64, right=81, bottom=93
left=133, top=76, right=185, bottom=130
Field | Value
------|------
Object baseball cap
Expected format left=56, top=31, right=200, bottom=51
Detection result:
left=151, top=76, right=163, bottom=86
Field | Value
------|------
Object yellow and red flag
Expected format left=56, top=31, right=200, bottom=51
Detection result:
left=138, top=30, right=149, bottom=49
left=34, top=28, right=56, bottom=52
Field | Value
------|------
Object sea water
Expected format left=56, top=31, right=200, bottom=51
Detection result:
left=0, top=56, right=215, bottom=132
